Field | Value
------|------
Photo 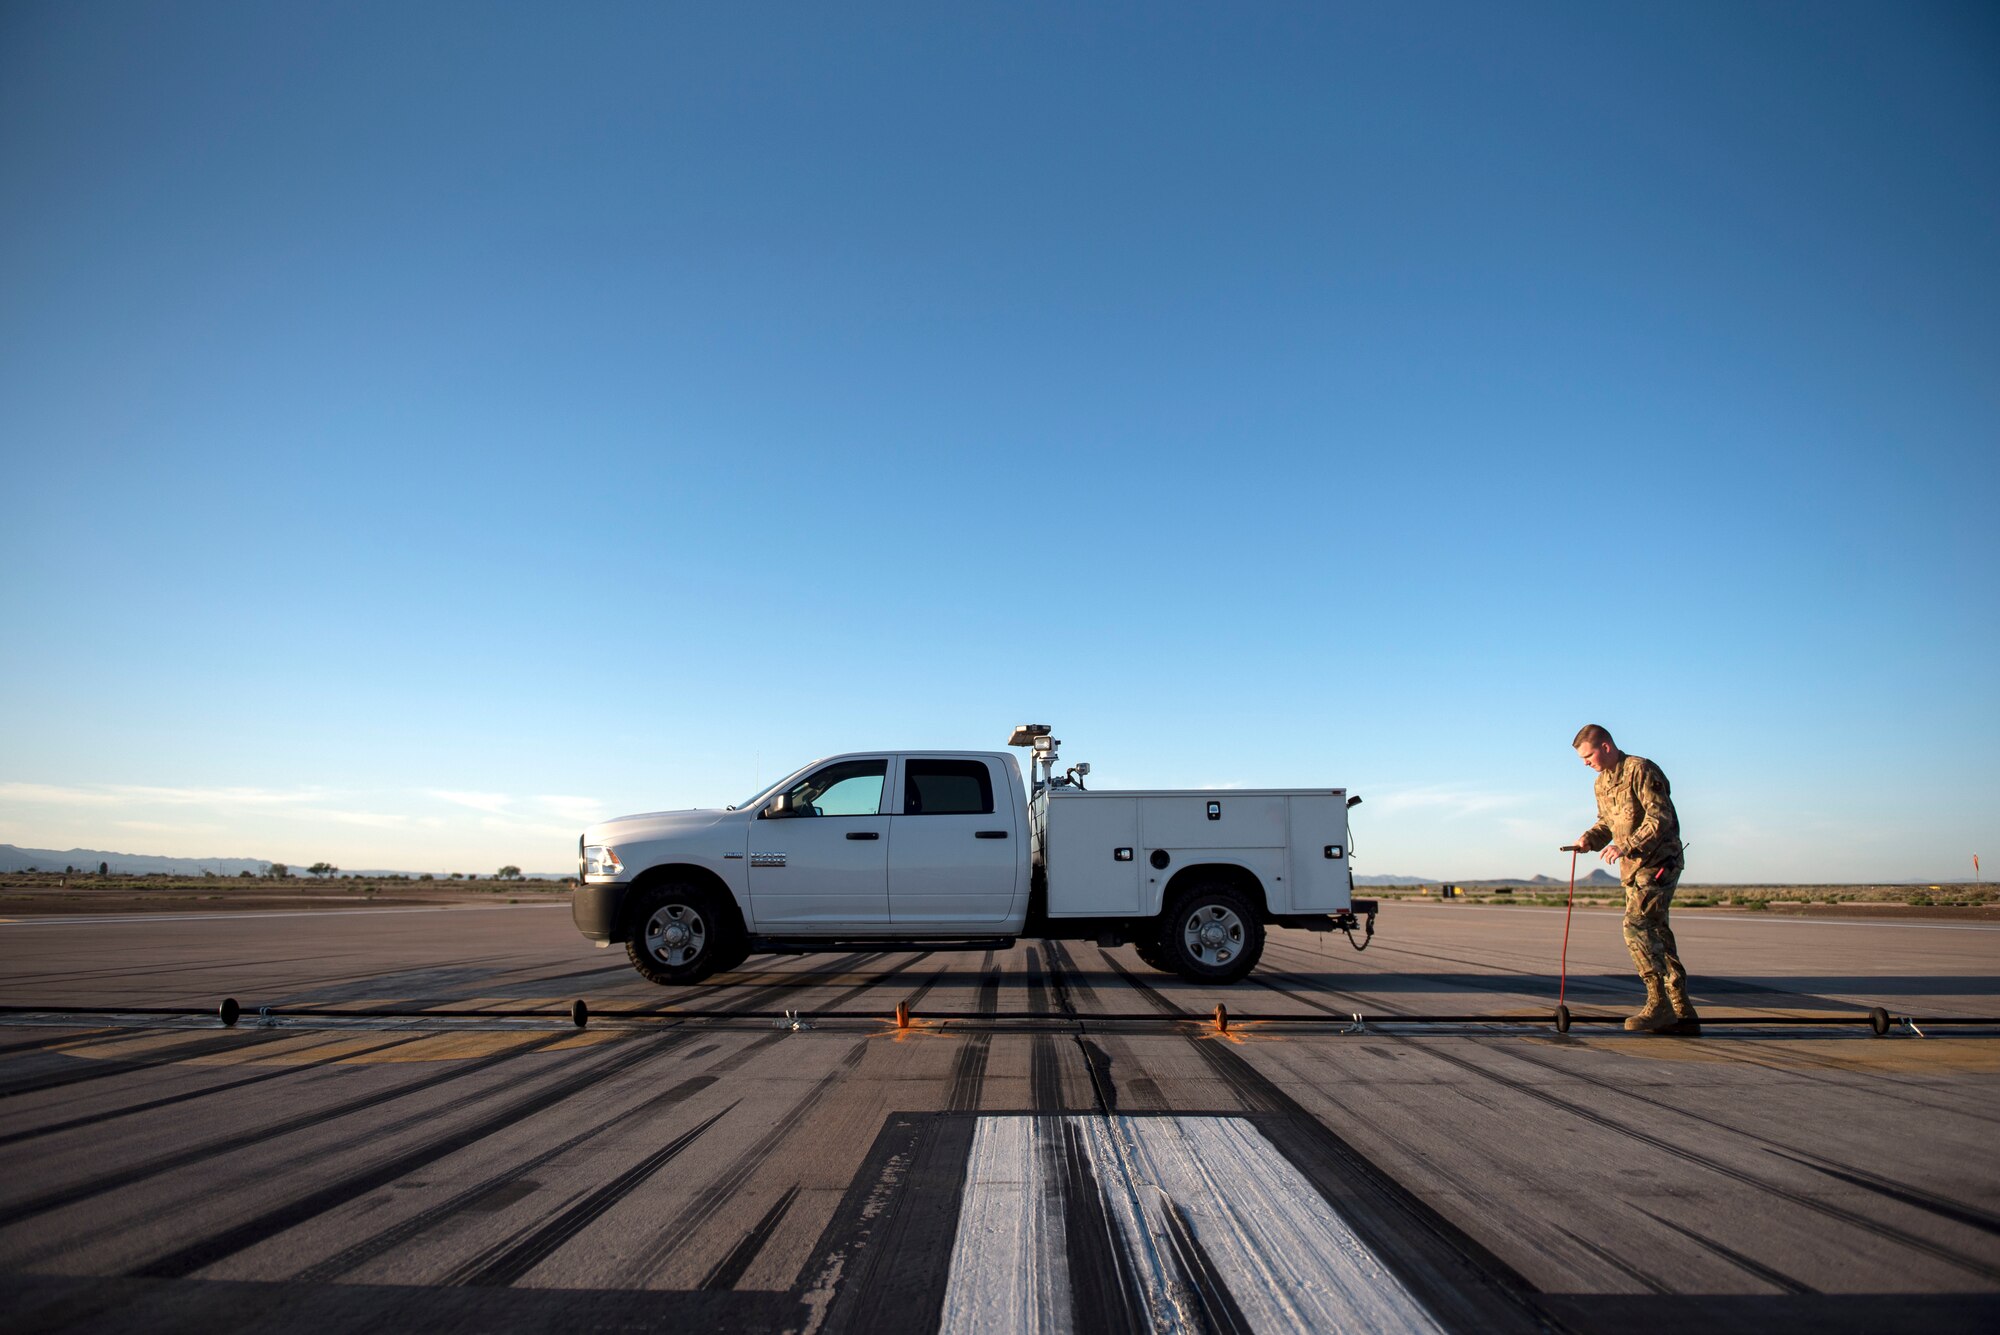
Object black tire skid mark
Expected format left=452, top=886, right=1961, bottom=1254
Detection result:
left=292, top=1072, right=722, bottom=1283
left=0, top=1029, right=583, bottom=1231
left=1678, top=1037, right=2000, bottom=1128
left=1097, top=948, right=1555, bottom=1334
left=1158, top=1191, right=1257, bottom=1335
left=612, top=1039, right=873, bottom=1287
left=641, top=949, right=898, bottom=998
left=2, top=950, right=845, bottom=1231
left=0, top=952, right=330, bottom=992
left=1275, top=933, right=1624, bottom=995
left=452, top=1102, right=737, bottom=1287
left=1492, top=1041, right=2000, bottom=1249
left=280, top=986, right=866, bottom=1284
left=1260, top=962, right=2000, bottom=1286
left=1413, top=930, right=2000, bottom=1124
left=1395, top=1038, right=2000, bottom=1283
left=700, top=1183, right=801, bottom=1291
left=1629, top=1203, right=1817, bottom=1294
left=1026, top=945, right=1068, bottom=1111
left=0, top=1028, right=311, bottom=1101
left=0, top=1031, right=437, bottom=1149
left=1549, top=1219, right=1674, bottom=1294
left=264, top=952, right=535, bottom=1009
left=0, top=1028, right=121, bottom=1058
left=1764, top=1151, right=2000, bottom=1239
left=1044, top=942, right=1119, bottom=1114
left=1049, top=1114, right=1149, bottom=1333
left=1249, top=954, right=1436, bottom=1016
left=943, top=953, right=1001, bottom=1112
left=1253, top=966, right=1842, bottom=1291
left=892, top=958, right=955, bottom=1014
left=291, top=1030, right=799, bottom=1285
left=126, top=1032, right=696, bottom=1279
left=804, top=1111, right=974, bottom=1335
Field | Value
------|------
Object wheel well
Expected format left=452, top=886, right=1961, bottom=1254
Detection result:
left=618, top=864, right=746, bottom=942
left=1161, top=863, right=1268, bottom=918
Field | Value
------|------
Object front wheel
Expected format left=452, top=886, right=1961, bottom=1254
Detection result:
left=626, top=883, right=737, bottom=985
left=1159, top=884, right=1265, bottom=984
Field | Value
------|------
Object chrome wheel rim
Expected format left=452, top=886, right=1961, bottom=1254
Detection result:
left=644, top=903, right=707, bottom=967
left=1181, top=903, right=1244, bottom=967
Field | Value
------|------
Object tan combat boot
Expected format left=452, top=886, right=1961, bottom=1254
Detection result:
left=1666, top=981, right=1701, bottom=1036
left=1624, top=977, right=1676, bottom=1033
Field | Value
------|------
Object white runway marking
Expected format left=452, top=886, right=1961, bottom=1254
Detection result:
left=0, top=903, right=570, bottom=927
left=941, top=1115, right=1442, bottom=1335
left=938, top=1116, right=1073, bottom=1334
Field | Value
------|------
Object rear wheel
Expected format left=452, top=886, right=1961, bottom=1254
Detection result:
left=625, top=882, right=739, bottom=985
left=1161, top=883, right=1264, bottom=984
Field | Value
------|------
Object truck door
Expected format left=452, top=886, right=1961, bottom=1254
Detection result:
left=889, top=757, right=1018, bottom=925
left=746, top=757, right=891, bottom=928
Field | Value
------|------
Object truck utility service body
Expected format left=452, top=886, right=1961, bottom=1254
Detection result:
left=573, top=729, right=1374, bottom=985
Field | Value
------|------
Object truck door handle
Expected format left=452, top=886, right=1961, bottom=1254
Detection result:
left=975, top=830, right=1008, bottom=839
left=846, top=831, right=880, bottom=841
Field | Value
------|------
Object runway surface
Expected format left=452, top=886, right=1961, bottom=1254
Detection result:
left=1, top=900, right=1996, bottom=1333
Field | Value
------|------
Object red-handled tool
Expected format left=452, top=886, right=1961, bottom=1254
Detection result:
left=1555, top=845, right=1582, bottom=1031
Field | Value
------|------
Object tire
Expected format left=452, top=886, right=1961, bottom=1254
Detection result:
left=625, top=882, right=738, bottom=986
left=1160, top=883, right=1265, bottom=984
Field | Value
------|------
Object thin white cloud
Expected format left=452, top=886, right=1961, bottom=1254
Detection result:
left=0, top=782, right=122, bottom=806
left=479, top=815, right=576, bottom=840
left=426, top=790, right=514, bottom=814
left=108, top=785, right=326, bottom=807
left=535, top=795, right=602, bottom=822
left=0, top=782, right=328, bottom=809
left=311, top=809, right=411, bottom=829
left=116, top=819, right=222, bottom=834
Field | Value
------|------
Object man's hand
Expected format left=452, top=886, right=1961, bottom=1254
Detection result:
left=1600, top=843, right=1623, bottom=864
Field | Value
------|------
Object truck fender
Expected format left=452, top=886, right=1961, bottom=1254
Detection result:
left=1154, top=862, right=1269, bottom=921
left=617, top=863, right=748, bottom=944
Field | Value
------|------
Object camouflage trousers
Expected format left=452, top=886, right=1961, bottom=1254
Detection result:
left=1622, top=865, right=1687, bottom=991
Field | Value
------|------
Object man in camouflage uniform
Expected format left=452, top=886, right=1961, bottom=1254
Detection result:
left=1568, top=724, right=1698, bottom=1035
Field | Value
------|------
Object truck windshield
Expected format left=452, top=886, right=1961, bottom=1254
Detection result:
left=733, top=763, right=813, bottom=813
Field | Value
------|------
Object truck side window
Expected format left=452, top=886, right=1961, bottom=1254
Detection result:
left=903, top=760, right=994, bottom=816
left=781, top=759, right=885, bottom=817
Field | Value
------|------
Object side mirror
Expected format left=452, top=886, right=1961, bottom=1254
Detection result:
left=763, top=793, right=794, bottom=819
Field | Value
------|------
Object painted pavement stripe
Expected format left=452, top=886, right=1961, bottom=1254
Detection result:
left=939, top=1115, right=1443, bottom=1335
left=937, top=1116, right=1073, bottom=1334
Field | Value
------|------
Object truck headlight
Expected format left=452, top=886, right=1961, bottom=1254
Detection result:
left=583, top=845, right=623, bottom=877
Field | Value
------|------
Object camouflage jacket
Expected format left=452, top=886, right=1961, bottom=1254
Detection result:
left=1578, top=754, right=1683, bottom=866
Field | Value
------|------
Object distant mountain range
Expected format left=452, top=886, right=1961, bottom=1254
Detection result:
left=1356, top=870, right=1620, bottom=887
left=0, top=844, right=566, bottom=879
left=0, top=844, right=270, bottom=876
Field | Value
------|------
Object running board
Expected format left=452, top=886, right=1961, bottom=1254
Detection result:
left=748, top=935, right=1019, bottom=955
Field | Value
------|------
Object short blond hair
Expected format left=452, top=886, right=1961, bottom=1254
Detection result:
left=1572, top=724, right=1615, bottom=750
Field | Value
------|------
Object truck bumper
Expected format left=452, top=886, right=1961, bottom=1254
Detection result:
left=1271, top=901, right=1376, bottom=932
left=572, top=882, right=630, bottom=944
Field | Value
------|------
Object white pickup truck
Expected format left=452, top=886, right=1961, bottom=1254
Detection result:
left=571, top=726, right=1375, bottom=986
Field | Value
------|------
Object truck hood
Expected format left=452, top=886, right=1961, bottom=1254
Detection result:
left=584, top=808, right=733, bottom=845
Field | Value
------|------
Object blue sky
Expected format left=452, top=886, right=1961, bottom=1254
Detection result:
left=2, top=2, right=1994, bottom=879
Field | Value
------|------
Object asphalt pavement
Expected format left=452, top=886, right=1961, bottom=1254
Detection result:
left=0, top=900, right=1996, bottom=1333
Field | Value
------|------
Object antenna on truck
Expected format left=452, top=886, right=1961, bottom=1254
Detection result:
left=1007, top=723, right=1061, bottom=793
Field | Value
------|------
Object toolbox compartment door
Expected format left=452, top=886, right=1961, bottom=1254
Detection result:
left=1284, top=795, right=1351, bottom=912
left=1044, top=796, right=1141, bottom=915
